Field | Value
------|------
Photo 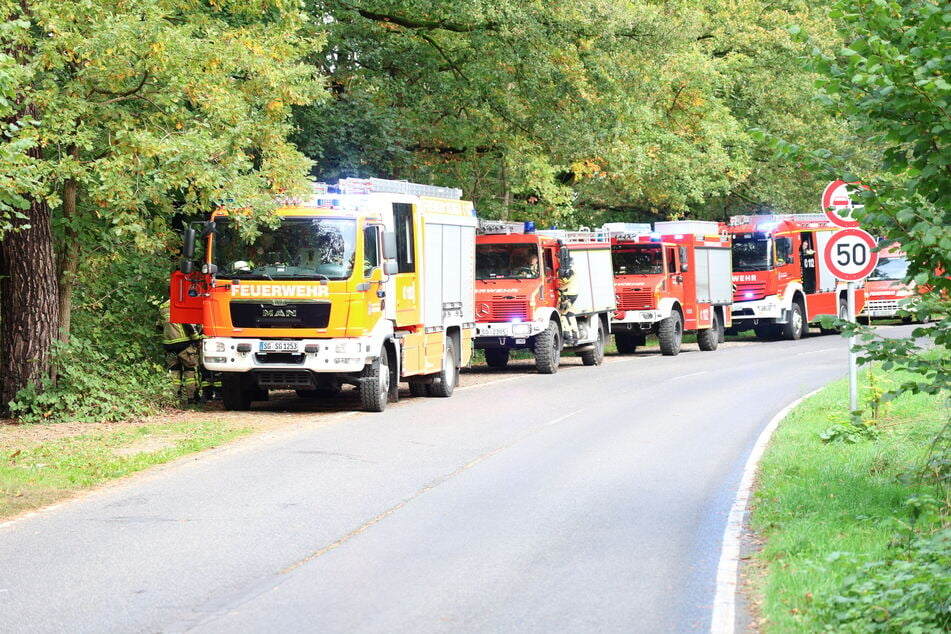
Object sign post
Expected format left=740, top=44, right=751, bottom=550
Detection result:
left=823, top=227, right=879, bottom=411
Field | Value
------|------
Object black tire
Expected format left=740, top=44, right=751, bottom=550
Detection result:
left=782, top=301, right=805, bottom=340
left=580, top=318, right=605, bottom=366
left=615, top=333, right=638, bottom=354
left=753, top=322, right=779, bottom=340
left=534, top=321, right=561, bottom=374
left=409, top=381, right=427, bottom=397
left=359, top=348, right=389, bottom=412
left=427, top=339, right=457, bottom=398
left=221, top=374, right=252, bottom=411
left=658, top=311, right=683, bottom=356
left=697, top=312, right=719, bottom=351
left=484, top=348, right=510, bottom=368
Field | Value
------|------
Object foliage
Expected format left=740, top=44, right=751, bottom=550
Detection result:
left=814, top=530, right=951, bottom=633
left=780, top=0, right=951, bottom=398
left=820, top=413, right=881, bottom=443
left=300, top=0, right=853, bottom=223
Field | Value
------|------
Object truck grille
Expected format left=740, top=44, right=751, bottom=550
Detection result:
left=864, top=299, right=899, bottom=312
left=255, top=371, right=315, bottom=389
left=617, top=288, right=654, bottom=310
left=482, top=298, right=529, bottom=321
left=231, top=302, right=330, bottom=329
left=734, top=281, right=767, bottom=302
left=254, top=352, right=306, bottom=365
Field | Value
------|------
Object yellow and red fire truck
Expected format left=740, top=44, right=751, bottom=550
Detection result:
left=607, top=220, right=733, bottom=355
left=474, top=222, right=616, bottom=373
left=170, top=178, right=477, bottom=412
left=728, top=213, right=866, bottom=339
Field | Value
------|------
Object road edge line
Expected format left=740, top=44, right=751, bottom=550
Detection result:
left=710, top=387, right=822, bottom=634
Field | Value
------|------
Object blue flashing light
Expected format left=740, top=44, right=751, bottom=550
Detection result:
left=649, top=232, right=662, bottom=241
left=523, top=221, right=536, bottom=233
left=745, top=291, right=754, bottom=298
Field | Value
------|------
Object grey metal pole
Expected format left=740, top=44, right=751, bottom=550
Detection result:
left=848, top=281, right=858, bottom=411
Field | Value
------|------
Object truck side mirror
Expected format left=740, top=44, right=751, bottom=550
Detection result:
left=182, top=227, right=196, bottom=259
left=382, top=231, right=398, bottom=259
left=384, top=260, right=398, bottom=275
left=200, top=220, right=216, bottom=238
left=559, top=246, right=571, bottom=268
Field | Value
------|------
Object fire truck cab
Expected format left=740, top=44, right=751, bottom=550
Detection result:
left=474, top=222, right=616, bottom=373
left=608, top=220, right=733, bottom=355
left=859, top=242, right=916, bottom=322
left=170, top=178, right=477, bottom=412
left=728, top=213, right=865, bottom=339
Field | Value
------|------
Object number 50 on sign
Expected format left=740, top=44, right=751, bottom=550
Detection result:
left=823, top=228, right=879, bottom=282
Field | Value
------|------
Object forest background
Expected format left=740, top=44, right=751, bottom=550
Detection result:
left=0, top=0, right=946, bottom=422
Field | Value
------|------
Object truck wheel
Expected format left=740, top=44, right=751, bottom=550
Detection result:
left=782, top=301, right=805, bottom=340
left=359, top=348, right=389, bottom=412
left=427, top=339, right=457, bottom=398
left=580, top=319, right=605, bottom=366
left=697, top=312, right=719, bottom=351
left=658, top=311, right=683, bottom=356
left=484, top=348, right=510, bottom=368
left=614, top=333, right=638, bottom=354
left=409, top=381, right=427, bottom=397
left=221, top=374, right=252, bottom=411
left=753, top=322, right=779, bottom=340
left=534, top=321, right=561, bottom=374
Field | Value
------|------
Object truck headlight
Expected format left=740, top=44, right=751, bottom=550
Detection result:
left=335, top=342, right=362, bottom=354
left=206, top=341, right=226, bottom=353
left=512, top=323, right=531, bottom=336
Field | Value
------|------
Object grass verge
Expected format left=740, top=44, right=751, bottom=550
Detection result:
left=749, top=364, right=950, bottom=632
left=0, top=418, right=252, bottom=520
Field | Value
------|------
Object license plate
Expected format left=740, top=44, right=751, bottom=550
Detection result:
left=259, top=341, right=300, bottom=352
left=480, top=327, right=508, bottom=338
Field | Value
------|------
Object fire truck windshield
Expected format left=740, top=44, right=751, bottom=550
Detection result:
left=476, top=244, right=540, bottom=280
left=869, top=256, right=910, bottom=281
left=213, top=217, right=357, bottom=280
left=611, top=245, right=663, bottom=275
left=732, top=234, right=773, bottom=272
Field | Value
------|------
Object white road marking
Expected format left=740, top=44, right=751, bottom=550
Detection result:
left=671, top=370, right=709, bottom=380
left=795, top=348, right=837, bottom=356
left=710, top=388, right=822, bottom=634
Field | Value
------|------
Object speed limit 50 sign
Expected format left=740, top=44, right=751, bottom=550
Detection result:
left=823, top=228, right=879, bottom=281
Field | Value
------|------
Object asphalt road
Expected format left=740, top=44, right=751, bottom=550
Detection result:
left=0, top=325, right=915, bottom=633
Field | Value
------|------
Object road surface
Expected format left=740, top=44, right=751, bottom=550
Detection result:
left=0, top=326, right=913, bottom=632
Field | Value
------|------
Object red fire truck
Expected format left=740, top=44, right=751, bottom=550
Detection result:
left=728, top=213, right=865, bottom=339
left=474, top=222, right=616, bottom=373
left=859, top=242, right=917, bottom=323
left=607, top=221, right=733, bottom=355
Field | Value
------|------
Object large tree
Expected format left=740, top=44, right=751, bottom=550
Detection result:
left=298, top=0, right=855, bottom=224
left=0, top=0, right=325, bottom=414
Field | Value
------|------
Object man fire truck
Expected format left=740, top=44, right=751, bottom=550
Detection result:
left=727, top=213, right=865, bottom=340
left=474, top=222, right=615, bottom=373
left=170, top=178, right=477, bottom=412
left=607, top=220, right=733, bottom=356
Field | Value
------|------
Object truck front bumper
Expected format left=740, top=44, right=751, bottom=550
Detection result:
left=731, top=297, right=782, bottom=322
left=474, top=320, right=547, bottom=346
left=201, top=337, right=373, bottom=374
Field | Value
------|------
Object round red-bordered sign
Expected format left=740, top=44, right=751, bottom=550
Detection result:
left=821, top=180, right=866, bottom=228
left=823, top=228, right=878, bottom=281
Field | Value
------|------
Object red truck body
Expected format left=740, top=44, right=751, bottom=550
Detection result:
left=608, top=220, right=733, bottom=355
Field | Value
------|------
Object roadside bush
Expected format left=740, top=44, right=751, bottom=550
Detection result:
left=8, top=335, right=173, bottom=423
left=815, top=530, right=951, bottom=633
left=8, top=245, right=175, bottom=423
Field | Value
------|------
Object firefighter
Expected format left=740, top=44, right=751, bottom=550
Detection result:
left=160, top=299, right=202, bottom=403
left=801, top=236, right=817, bottom=294
left=558, top=257, right=580, bottom=345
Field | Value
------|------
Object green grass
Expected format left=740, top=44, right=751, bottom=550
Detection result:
left=0, top=419, right=251, bottom=519
left=750, top=365, right=949, bottom=631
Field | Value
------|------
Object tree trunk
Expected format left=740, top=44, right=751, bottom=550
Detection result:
left=57, top=146, right=80, bottom=343
left=0, top=112, right=58, bottom=415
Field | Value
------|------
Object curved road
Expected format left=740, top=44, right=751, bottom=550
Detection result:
left=0, top=326, right=912, bottom=633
